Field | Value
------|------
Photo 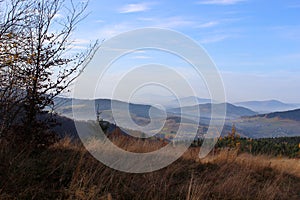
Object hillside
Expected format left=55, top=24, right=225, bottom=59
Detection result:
left=166, top=96, right=213, bottom=108
left=255, top=108, right=300, bottom=121
left=54, top=98, right=165, bottom=121
left=1, top=136, right=299, bottom=199
left=168, top=103, right=257, bottom=119
left=235, top=100, right=298, bottom=113
left=231, top=109, right=300, bottom=138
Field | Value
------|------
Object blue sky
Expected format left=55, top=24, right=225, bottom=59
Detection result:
left=70, top=0, right=300, bottom=103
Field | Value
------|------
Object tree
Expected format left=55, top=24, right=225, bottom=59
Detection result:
left=0, top=0, right=97, bottom=142
left=0, top=0, right=35, bottom=135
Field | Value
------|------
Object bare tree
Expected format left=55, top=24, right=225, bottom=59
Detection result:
left=0, top=0, right=97, bottom=141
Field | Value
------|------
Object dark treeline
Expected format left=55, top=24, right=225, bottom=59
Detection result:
left=190, top=136, right=300, bottom=158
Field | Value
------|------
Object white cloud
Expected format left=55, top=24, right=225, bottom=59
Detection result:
left=155, top=17, right=195, bottom=28
left=96, top=23, right=134, bottom=39
left=119, top=3, right=151, bottom=13
left=200, top=35, right=229, bottom=43
left=197, top=0, right=246, bottom=5
left=95, top=16, right=196, bottom=39
left=138, top=16, right=196, bottom=29
left=197, top=21, right=219, bottom=28
left=66, top=39, right=91, bottom=51
left=137, top=17, right=156, bottom=22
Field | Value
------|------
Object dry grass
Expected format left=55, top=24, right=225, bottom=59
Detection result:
left=184, top=147, right=300, bottom=178
left=0, top=136, right=299, bottom=200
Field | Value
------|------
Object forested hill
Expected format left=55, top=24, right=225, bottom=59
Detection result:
left=255, top=109, right=300, bottom=121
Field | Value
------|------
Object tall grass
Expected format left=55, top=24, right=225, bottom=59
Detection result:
left=0, top=136, right=299, bottom=199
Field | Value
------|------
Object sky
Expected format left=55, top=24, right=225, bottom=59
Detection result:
left=68, top=0, right=300, bottom=103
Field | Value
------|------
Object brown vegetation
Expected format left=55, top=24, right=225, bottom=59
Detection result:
left=0, top=136, right=299, bottom=200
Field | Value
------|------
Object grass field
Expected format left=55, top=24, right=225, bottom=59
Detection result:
left=0, top=136, right=299, bottom=200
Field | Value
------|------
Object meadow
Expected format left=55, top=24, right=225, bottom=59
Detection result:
left=1, top=135, right=299, bottom=200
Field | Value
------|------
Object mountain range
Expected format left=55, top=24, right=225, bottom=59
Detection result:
left=165, top=96, right=214, bottom=108
left=235, top=100, right=299, bottom=113
left=168, top=103, right=257, bottom=119
left=53, top=97, right=300, bottom=138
